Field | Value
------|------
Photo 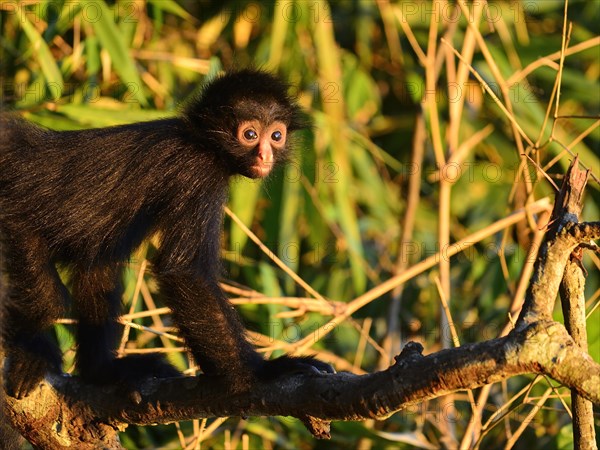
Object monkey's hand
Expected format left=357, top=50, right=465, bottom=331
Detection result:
left=77, top=354, right=182, bottom=404
left=79, top=353, right=181, bottom=390
left=258, top=355, right=335, bottom=380
left=110, top=354, right=182, bottom=383
left=3, top=336, right=62, bottom=399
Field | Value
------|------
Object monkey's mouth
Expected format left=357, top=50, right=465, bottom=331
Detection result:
left=249, top=162, right=273, bottom=178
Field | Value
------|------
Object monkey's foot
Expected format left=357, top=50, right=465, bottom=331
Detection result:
left=3, top=337, right=62, bottom=399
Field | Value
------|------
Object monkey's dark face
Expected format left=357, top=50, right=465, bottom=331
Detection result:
left=236, top=119, right=288, bottom=178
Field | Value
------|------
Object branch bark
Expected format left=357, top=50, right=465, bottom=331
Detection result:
left=556, top=157, right=597, bottom=449
left=3, top=158, right=599, bottom=448
left=561, top=257, right=598, bottom=450
left=4, top=319, right=599, bottom=448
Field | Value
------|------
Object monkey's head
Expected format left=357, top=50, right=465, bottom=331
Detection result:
left=184, top=69, right=306, bottom=179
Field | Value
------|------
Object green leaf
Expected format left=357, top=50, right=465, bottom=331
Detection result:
left=228, top=177, right=263, bottom=252
left=82, top=0, right=148, bottom=106
left=54, top=104, right=174, bottom=126
left=15, top=4, right=64, bottom=99
left=148, top=0, right=194, bottom=22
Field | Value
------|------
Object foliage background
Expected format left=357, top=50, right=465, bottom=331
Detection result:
left=0, top=0, right=598, bottom=448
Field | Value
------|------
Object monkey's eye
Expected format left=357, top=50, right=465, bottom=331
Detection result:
left=243, top=129, right=258, bottom=141
left=271, top=130, right=283, bottom=142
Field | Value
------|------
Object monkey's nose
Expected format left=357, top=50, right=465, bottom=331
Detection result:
left=258, top=142, right=274, bottom=163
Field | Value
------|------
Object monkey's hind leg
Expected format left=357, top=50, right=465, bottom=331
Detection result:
left=72, top=265, right=179, bottom=387
left=2, top=233, right=65, bottom=399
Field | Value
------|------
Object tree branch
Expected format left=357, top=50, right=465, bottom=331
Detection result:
left=518, top=156, right=594, bottom=325
left=554, top=156, right=597, bottom=449
left=5, top=319, right=599, bottom=447
left=3, top=157, right=599, bottom=448
left=561, top=256, right=598, bottom=449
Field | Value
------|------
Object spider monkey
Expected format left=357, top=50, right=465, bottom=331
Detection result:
left=0, top=69, right=332, bottom=399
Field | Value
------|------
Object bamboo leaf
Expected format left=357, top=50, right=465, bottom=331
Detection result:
left=15, top=4, right=64, bottom=99
left=228, top=178, right=263, bottom=253
left=82, top=0, right=148, bottom=106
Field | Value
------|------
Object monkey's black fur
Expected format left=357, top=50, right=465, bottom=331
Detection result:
left=0, top=70, right=331, bottom=399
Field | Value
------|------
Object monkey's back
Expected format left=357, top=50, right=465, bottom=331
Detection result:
left=0, top=116, right=223, bottom=265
